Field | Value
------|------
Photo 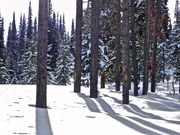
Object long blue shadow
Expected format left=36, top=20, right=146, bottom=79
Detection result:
left=36, top=108, right=53, bottom=135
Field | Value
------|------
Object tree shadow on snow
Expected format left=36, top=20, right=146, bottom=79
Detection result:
left=77, top=93, right=101, bottom=113
left=78, top=93, right=180, bottom=135
left=78, top=94, right=165, bottom=135
left=101, top=95, right=180, bottom=124
left=36, top=108, right=53, bottom=135
left=98, top=98, right=180, bottom=135
left=123, top=104, right=180, bottom=125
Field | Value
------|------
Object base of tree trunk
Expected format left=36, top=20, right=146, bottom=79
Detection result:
left=100, top=73, right=105, bottom=89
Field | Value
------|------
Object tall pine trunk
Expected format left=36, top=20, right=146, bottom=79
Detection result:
left=74, top=0, right=83, bottom=93
left=142, top=0, right=150, bottom=95
left=100, top=73, right=105, bottom=89
left=151, top=0, right=161, bottom=92
left=90, top=0, right=100, bottom=98
left=36, top=0, right=48, bottom=108
left=131, top=0, right=139, bottom=96
left=122, top=0, right=130, bottom=104
left=115, top=0, right=122, bottom=92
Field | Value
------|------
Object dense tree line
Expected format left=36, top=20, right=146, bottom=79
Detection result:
left=0, top=0, right=73, bottom=85
left=0, top=0, right=179, bottom=107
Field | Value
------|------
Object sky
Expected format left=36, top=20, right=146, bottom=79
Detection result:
left=0, top=0, right=177, bottom=40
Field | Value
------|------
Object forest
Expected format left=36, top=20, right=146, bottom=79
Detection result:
left=0, top=0, right=179, bottom=134
left=0, top=0, right=179, bottom=102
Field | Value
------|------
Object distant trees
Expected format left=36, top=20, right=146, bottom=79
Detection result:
left=131, top=0, right=139, bottom=96
left=0, top=13, right=9, bottom=83
left=0, top=0, right=178, bottom=98
left=168, top=0, right=180, bottom=93
left=27, top=1, right=33, bottom=40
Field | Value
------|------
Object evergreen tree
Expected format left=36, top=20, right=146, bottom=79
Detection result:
left=18, top=14, right=26, bottom=57
left=49, top=39, right=73, bottom=85
left=0, top=14, right=9, bottom=83
left=122, top=0, right=130, bottom=104
left=81, top=4, right=91, bottom=87
left=0, top=14, right=4, bottom=59
left=27, top=1, right=33, bottom=40
left=33, top=17, right=37, bottom=37
left=168, top=0, right=180, bottom=92
left=90, top=0, right=100, bottom=98
left=8, top=12, right=19, bottom=83
left=74, top=0, right=83, bottom=93
left=36, top=0, right=48, bottom=108
left=70, top=19, right=75, bottom=57
left=114, top=0, right=122, bottom=91
left=142, top=0, right=150, bottom=95
left=151, top=0, right=161, bottom=92
left=47, top=12, right=60, bottom=72
left=18, top=37, right=37, bottom=84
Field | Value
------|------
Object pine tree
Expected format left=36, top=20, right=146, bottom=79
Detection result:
left=19, top=37, right=37, bottom=84
left=151, top=0, right=161, bottom=92
left=142, top=0, right=150, bottom=95
left=74, top=0, right=83, bottom=93
left=81, top=4, right=108, bottom=88
left=49, top=39, right=73, bottom=85
left=36, top=0, right=48, bottom=108
left=33, top=17, right=37, bottom=37
left=18, top=15, right=26, bottom=57
left=0, top=14, right=9, bottom=83
left=168, top=0, right=180, bottom=93
left=114, top=0, right=122, bottom=91
left=122, top=0, right=130, bottom=104
left=70, top=19, right=75, bottom=57
left=90, top=0, right=100, bottom=98
left=81, top=4, right=91, bottom=87
left=130, top=0, right=139, bottom=96
left=48, top=12, right=60, bottom=71
left=27, top=1, right=33, bottom=40
left=9, top=12, right=19, bottom=83
left=0, top=14, right=4, bottom=59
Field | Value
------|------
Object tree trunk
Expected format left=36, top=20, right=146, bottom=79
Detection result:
left=36, top=0, right=48, bottom=108
left=131, top=0, right=138, bottom=96
left=74, top=0, right=83, bottom=93
left=90, top=0, right=100, bottom=98
left=122, top=0, right=130, bottom=104
left=151, top=0, right=161, bottom=93
left=115, top=0, right=122, bottom=92
left=142, top=0, right=150, bottom=95
left=100, top=73, right=105, bottom=89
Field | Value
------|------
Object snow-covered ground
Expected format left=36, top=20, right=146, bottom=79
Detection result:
left=0, top=83, right=179, bottom=135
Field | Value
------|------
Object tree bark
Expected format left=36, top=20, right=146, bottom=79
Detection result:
left=100, top=73, right=105, bottom=89
left=142, top=0, right=150, bottom=95
left=74, top=0, right=83, bottom=93
left=90, top=0, right=100, bottom=98
left=131, top=0, right=139, bottom=96
left=151, top=0, right=161, bottom=92
left=122, top=0, right=130, bottom=104
left=36, top=0, right=48, bottom=108
left=115, top=0, right=122, bottom=92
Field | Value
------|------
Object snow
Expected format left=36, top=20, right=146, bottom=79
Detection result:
left=0, top=83, right=179, bottom=135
